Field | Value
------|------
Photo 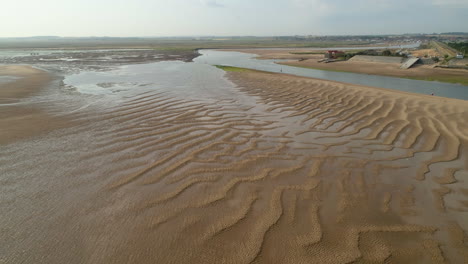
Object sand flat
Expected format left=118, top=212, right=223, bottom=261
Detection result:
left=221, top=70, right=468, bottom=262
left=0, top=65, right=52, bottom=100
left=0, top=65, right=70, bottom=144
left=1, top=65, right=468, bottom=263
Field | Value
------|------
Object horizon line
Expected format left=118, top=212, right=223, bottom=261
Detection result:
left=1, top=32, right=468, bottom=39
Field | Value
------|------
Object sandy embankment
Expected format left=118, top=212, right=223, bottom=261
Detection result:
left=0, top=65, right=66, bottom=144
left=226, top=49, right=468, bottom=84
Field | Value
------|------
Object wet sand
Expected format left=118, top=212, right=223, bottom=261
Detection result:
left=223, top=70, right=468, bottom=263
left=0, top=49, right=200, bottom=67
left=1, top=65, right=468, bottom=263
left=0, top=65, right=51, bottom=99
left=0, top=66, right=71, bottom=144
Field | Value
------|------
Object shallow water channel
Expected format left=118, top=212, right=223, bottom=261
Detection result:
left=197, top=49, right=468, bottom=100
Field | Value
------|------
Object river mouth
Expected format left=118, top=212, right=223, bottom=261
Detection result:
left=197, top=49, right=468, bottom=100
left=52, top=48, right=468, bottom=100
left=1, top=48, right=468, bottom=263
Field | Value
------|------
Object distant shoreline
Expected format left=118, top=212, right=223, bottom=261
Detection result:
left=225, top=48, right=468, bottom=86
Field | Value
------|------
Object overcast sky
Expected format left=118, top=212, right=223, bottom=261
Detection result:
left=1, top=0, right=468, bottom=37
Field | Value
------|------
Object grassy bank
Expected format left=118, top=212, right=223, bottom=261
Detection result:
left=214, top=65, right=277, bottom=75
left=406, top=76, right=468, bottom=86
left=215, top=65, right=249, bottom=72
left=279, top=62, right=468, bottom=86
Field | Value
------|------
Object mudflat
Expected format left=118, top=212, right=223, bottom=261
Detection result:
left=1, top=65, right=468, bottom=263
left=0, top=65, right=51, bottom=100
left=0, top=65, right=68, bottom=144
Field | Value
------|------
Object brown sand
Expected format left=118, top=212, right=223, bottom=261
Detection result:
left=1, top=67, right=468, bottom=263
left=223, top=48, right=323, bottom=60
left=227, top=49, right=468, bottom=83
left=0, top=66, right=68, bottom=144
left=411, top=49, right=441, bottom=58
left=0, top=65, right=51, bottom=99
left=219, top=70, right=468, bottom=263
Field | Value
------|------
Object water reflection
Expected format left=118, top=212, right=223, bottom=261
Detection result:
left=197, top=50, right=468, bottom=100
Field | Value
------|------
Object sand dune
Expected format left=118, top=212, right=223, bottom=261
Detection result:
left=1, top=66, right=468, bottom=263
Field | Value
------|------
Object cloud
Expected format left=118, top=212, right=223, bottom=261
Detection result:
left=200, top=0, right=225, bottom=8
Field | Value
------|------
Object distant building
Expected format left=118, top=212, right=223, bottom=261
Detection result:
left=397, top=50, right=410, bottom=56
left=456, top=54, right=464, bottom=59
left=325, top=50, right=344, bottom=59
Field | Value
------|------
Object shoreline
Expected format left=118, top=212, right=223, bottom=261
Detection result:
left=221, top=65, right=467, bottom=105
left=225, top=48, right=468, bottom=86
left=278, top=60, right=468, bottom=86
left=218, top=65, right=468, bottom=103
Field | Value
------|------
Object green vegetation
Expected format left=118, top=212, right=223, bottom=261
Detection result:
left=0, top=37, right=376, bottom=51
left=440, top=54, right=454, bottom=64
left=215, top=65, right=249, bottom=72
left=447, top=42, right=468, bottom=56
left=301, top=42, right=372, bottom=48
left=289, top=52, right=323, bottom=55
left=431, top=41, right=457, bottom=57
left=342, top=49, right=404, bottom=60
left=382, top=49, right=392, bottom=56
left=281, top=63, right=468, bottom=86
left=289, top=50, right=365, bottom=61
left=345, top=50, right=365, bottom=54
left=419, top=43, right=430, bottom=49
left=407, top=76, right=468, bottom=86
left=215, top=65, right=276, bottom=75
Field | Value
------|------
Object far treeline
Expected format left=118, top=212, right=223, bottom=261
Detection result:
left=448, top=42, right=468, bottom=55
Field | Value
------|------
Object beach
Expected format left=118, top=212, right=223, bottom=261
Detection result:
left=1, top=63, right=467, bottom=263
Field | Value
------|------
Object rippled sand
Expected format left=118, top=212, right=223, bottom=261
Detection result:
left=1, top=66, right=468, bottom=263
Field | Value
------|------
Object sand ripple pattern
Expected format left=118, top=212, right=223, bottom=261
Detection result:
left=1, top=70, right=468, bottom=263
